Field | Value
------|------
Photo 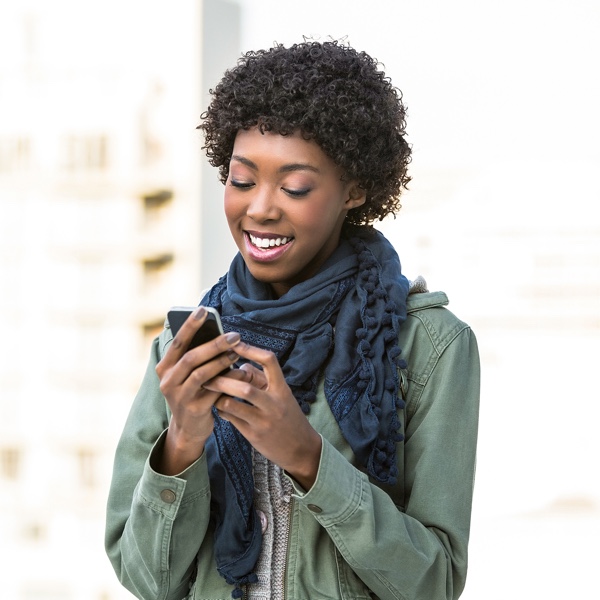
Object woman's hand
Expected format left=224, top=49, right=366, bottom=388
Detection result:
left=154, top=307, right=242, bottom=475
left=203, top=341, right=322, bottom=490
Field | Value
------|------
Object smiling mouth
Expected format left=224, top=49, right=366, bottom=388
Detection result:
left=247, top=232, right=293, bottom=249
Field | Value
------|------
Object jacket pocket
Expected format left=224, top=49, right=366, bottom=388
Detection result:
left=334, top=547, right=378, bottom=600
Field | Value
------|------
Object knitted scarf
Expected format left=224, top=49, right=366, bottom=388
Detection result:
left=200, top=226, right=409, bottom=598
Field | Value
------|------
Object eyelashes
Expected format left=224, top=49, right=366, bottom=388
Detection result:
left=230, top=180, right=311, bottom=198
left=230, top=180, right=253, bottom=189
left=282, top=187, right=311, bottom=198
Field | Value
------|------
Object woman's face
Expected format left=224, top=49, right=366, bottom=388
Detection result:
left=224, top=128, right=365, bottom=297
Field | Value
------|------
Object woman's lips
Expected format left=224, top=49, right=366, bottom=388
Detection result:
left=244, top=231, right=294, bottom=262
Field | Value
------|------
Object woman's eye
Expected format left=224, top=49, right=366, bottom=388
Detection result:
left=230, top=180, right=254, bottom=189
left=283, top=187, right=311, bottom=198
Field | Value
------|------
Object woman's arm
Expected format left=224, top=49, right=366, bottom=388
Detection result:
left=104, top=334, right=213, bottom=600
left=105, top=306, right=247, bottom=600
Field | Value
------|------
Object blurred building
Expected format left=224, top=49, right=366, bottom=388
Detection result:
left=381, top=160, right=600, bottom=506
left=2, top=2, right=599, bottom=600
left=0, top=1, right=239, bottom=599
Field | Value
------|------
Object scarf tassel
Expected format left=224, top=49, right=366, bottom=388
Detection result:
left=227, top=573, right=259, bottom=599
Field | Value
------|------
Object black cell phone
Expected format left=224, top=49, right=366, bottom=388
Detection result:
left=167, top=306, right=224, bottom=351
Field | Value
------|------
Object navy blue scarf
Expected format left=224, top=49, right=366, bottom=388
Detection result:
left=200, top=226, right=409, bottom=597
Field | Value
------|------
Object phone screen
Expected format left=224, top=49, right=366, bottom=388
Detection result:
left=167, top=307, right=224, bottom=351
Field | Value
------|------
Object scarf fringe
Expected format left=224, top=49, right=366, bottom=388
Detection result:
left=349, top=235, right=406, bottom=485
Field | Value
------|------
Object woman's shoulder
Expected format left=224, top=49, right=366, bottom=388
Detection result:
left=400, top=277, right=480, bottom=424
left=400, top=277, right=476, bottom=380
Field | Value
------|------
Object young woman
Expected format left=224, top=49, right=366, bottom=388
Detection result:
left=105, top=41, right=480, bottom=600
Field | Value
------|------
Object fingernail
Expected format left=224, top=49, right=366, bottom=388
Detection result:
left=225, top=332, right=240, bottom=344
left=192, top=306, right=206, bottom=320
left=226, top=350, right=238, bottom=361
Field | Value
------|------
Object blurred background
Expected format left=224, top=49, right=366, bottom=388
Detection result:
left=0, top=0, right=598, bottom=598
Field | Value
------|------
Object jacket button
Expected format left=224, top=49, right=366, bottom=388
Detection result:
left=307, top=504, right=322, bottom=513
left=160, top=489, right=176, bottom=504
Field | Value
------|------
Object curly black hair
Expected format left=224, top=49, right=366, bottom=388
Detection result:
left=199, top=40, right=411, bottom=225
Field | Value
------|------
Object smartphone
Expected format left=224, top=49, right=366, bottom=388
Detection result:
left=167, top=306, right=224, bottom=351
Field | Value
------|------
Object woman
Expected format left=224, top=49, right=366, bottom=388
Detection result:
left=105, top=41, right=480, bottom=600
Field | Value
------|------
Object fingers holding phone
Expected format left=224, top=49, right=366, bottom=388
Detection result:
left=157, top=305, right=239, bottom=405
left=160, top=306, right=238, bottom=380
left=154, top=305, right=241, bottom=475
left=168, top=306, right=225, bottom=353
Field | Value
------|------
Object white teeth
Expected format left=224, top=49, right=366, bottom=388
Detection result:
left=249, top=234, right=291, bottom=249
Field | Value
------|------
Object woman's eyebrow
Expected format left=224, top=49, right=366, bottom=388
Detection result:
left=278, top=163, right=320, bottom=174
left=231, top=155, right=257, bottom=169
left=231, top=155, right=320, bottom=174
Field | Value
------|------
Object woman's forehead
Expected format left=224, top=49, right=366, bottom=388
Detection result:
left=231, top=128, right=336, bottom=171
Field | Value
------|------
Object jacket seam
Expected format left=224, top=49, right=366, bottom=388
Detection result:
left=405, top=322, right=472, bottom=420
left=326, top=480, right=407, bottom=600
left=313, top=456, right=364, bottom=529
left=372, top=570, right=406, bottom=600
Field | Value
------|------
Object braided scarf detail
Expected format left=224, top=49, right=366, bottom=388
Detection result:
left=201, top=226, right=409, bottom=597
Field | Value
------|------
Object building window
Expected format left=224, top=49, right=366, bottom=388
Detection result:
left=0, top=446, right=22, bottom=480
left=143, top=189, right=173, bottom=211
left=0, top=137, right=31, bottom=173
left=62, top=135, right=108, bottom=172
left=76, top=447, right=96, bottom=488
left=22, top=521, right=46, bottom=542
left=21, top=584, right=70, bottom=600
left=143, top=319, right=166, bottom=348
left=142, top=189, right=173, bottom=225
left=142, top=253, right=174, bottom=288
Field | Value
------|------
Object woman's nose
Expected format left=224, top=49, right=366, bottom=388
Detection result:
left=246, top=188, right=281, bottom=222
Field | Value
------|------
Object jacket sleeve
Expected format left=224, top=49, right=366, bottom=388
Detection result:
left=290, top=325, right=480, bottom=600
left=104, top=334, right=212, bottom=600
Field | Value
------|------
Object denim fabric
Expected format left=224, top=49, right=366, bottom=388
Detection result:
left=105, top=290, right=480, bottom=600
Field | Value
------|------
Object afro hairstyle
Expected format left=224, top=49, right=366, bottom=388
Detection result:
left=199, top=40, right=411, bottom=225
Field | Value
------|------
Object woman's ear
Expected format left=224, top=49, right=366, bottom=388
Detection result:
left=345, top=182, right=367, bottom=210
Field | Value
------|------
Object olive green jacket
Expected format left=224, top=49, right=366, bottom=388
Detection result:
left=105, top=290, right=480, bottom=600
